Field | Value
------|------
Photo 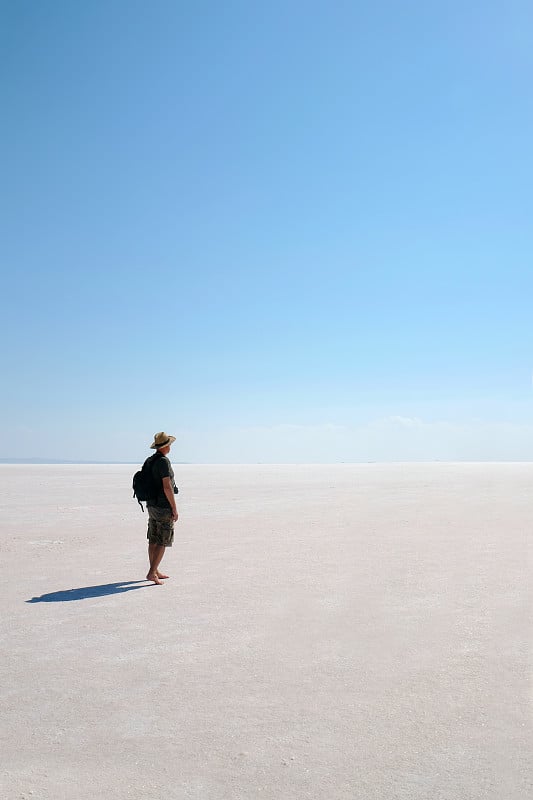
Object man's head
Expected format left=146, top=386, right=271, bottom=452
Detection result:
left=150, top=432, right=176, bottom=454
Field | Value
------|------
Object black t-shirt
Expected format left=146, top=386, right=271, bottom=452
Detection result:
left=147, top=454, right=177, bottom=509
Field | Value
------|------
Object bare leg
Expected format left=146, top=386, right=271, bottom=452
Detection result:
left=147, top=543, right=166, bottom=584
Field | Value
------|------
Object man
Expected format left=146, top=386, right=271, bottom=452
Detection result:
left=145, top=431, right=179, bottom=585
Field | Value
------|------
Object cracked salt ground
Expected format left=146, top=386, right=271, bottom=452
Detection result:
left=1, top=463, right=532, bottom=800
left=28, top=540, right=65, bottom=546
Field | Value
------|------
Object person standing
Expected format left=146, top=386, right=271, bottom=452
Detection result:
left=145, top=432, right=179, bottom=585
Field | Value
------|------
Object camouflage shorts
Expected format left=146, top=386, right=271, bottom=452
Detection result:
left=147, top=505, right=174, bottom=547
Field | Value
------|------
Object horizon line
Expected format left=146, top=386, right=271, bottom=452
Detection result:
left=1, top=458, right=533, bottom=466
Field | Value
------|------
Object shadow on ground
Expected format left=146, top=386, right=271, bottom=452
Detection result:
left=26, top=581, right=151, bottom=603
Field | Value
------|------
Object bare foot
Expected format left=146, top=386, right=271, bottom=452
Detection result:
left=146, top=572, right=164, bottom=585
left=156, top=571, right=169, bottom=579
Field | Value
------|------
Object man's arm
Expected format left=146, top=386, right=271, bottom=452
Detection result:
left=162, top=477, right=179, bottom=522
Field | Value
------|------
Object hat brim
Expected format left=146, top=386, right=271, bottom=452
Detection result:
left=150, top=435, right=176, bottom=449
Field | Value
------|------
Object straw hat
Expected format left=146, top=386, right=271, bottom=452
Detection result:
left=150, top=432, right=176, bottom=450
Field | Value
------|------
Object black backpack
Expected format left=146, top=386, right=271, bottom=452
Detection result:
left=132, top=452, right=163, bottom=512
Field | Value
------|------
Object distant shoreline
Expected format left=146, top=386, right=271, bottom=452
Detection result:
left=0, top=459, right=137, bottom=465
left=0, top=459, right=191, bottom=465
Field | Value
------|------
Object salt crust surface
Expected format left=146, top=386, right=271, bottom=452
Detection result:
left=1, top=463, right=531, bottom=799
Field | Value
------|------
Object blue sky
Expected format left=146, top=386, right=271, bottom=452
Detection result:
left=1, top=1, right=532, bottom=462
